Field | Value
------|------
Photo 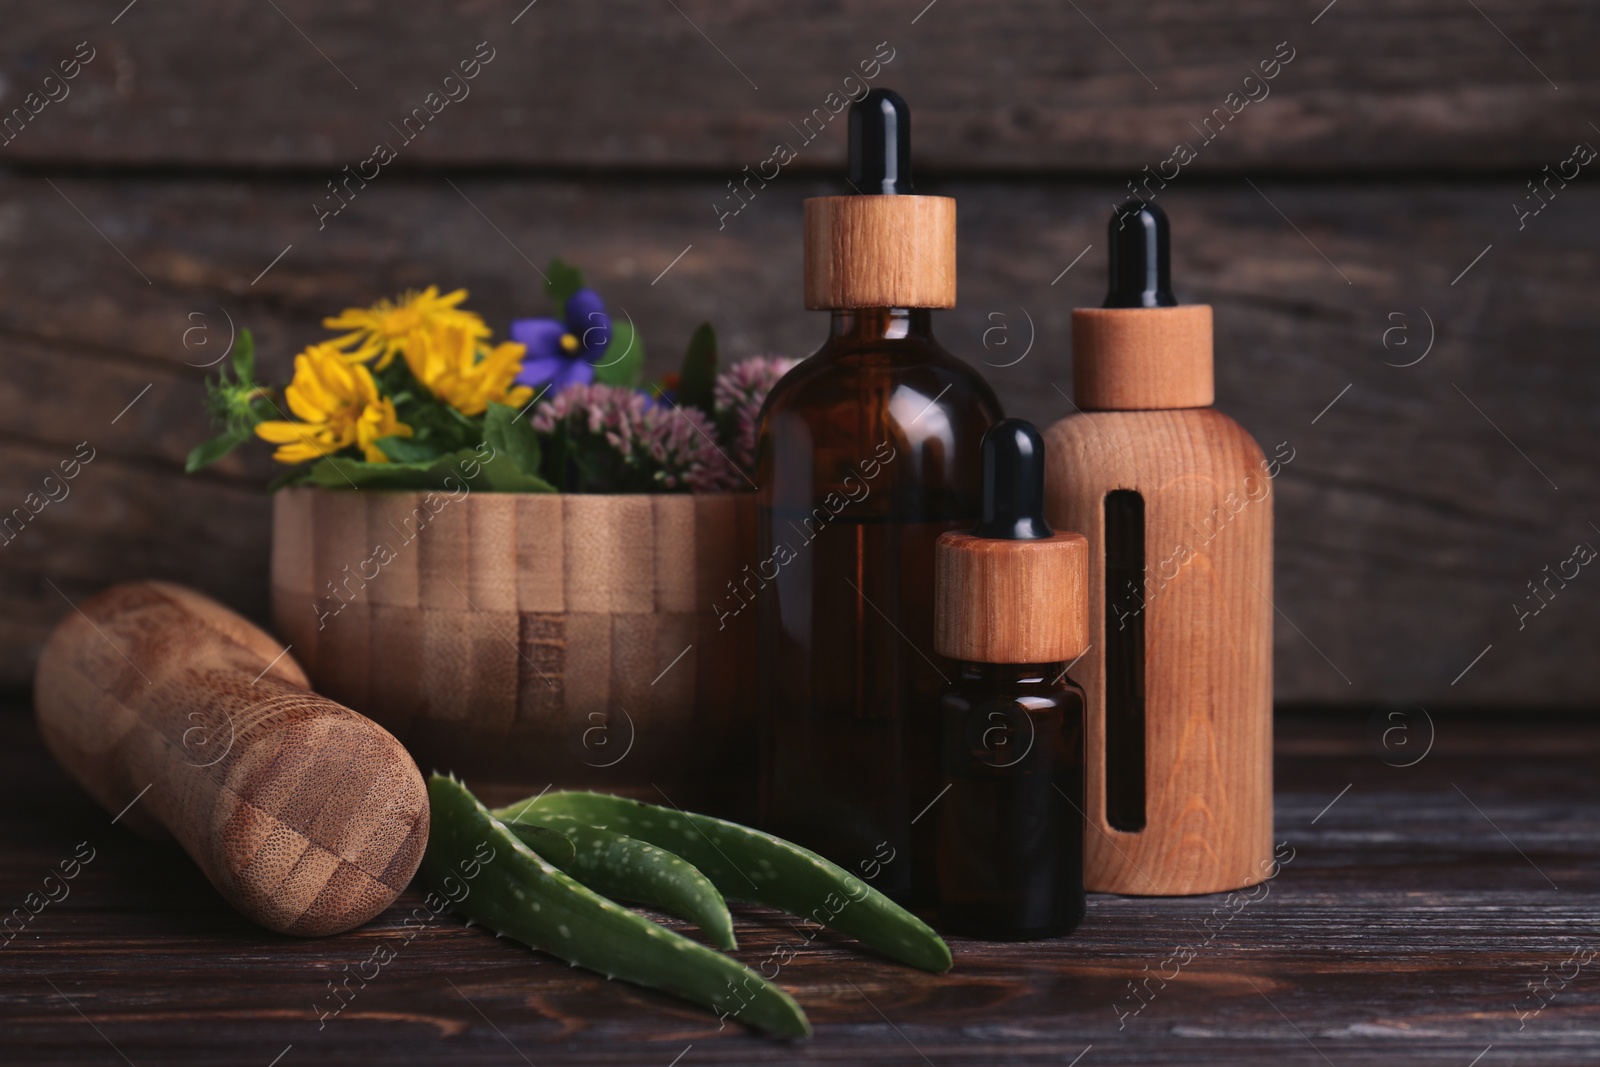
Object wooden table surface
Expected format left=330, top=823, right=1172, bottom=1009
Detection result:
left=3, top=704, right=1597, bottom=1066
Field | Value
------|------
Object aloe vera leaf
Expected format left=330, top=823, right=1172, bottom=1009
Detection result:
left=504, top=822, right=575, bottom=867
left=504, top=813, right=737, bottom=951
left=423, top=775, right=809, bottom=1037
left=495, top=791, right=952, bottom=974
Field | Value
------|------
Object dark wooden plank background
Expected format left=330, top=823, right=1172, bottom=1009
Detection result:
left=7, top=1, right=1599, bottom=170
left=5, top=707, right=1597, bottom=1065
left=2, top=0, right=1598, bottom=705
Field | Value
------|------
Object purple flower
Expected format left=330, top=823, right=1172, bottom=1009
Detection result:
left=531, top=383, right=742, bottom=492
left=715, top=355, right=798, bottom=477
left=511, top=288, right=612, bottom=391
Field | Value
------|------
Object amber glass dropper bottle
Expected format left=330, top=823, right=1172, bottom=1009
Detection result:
left=756, top=88, right=1002, bottom=904
left=933, top=418, right=1089, bottom=939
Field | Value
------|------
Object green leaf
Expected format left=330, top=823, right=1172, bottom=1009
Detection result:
left=230, top=328, right=256, bottom=382
left=475, top=448, right=558, bottom=492
left=567, top=430, right=661, bottom=493
left=545, top=257, right=585, bottom=308
left=267, top=464, right=314, bottom=492
left=388, top=385, right=480, bottom=456
left=305, top=456, right=449, bottom=490
left=184, top=428, right=251, bottom=473
left=305, top=447, right=555, bottom=493
left=374, top=435, right=446, bottom=463
left=483, top=401, right=542, bottom=478
left=676, top=322, right=717, bottom=413
left=246, top=394, right=278, bottom=423
left=593, top=320, right=643, bottom=388
left=539, top=426, right=571, bottom=491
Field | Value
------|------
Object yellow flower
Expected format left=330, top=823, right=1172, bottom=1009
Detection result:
left=323, top=286, right=490, bottom=369
left=255, top=343, right=412, bottom=464
left=404, top=323, right=534, bottom=416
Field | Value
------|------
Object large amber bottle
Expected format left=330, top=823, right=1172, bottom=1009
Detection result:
left=755, top=90, right=1001, bottom=903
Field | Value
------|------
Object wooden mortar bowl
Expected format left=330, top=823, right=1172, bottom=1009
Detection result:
left=270, top=488, right=758, bottom=818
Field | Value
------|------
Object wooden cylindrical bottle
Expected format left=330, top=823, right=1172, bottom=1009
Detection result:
left=1043, top=202, right=1273, bottom=896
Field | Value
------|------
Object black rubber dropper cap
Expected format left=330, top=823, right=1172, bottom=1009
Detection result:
left=1105, top=199, right=1177, bottom=308
left=848, top=88, right=914, bottom=195
left=972, top=418, right=1053, bottom=541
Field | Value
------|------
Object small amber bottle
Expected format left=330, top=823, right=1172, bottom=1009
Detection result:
left=757, top=89, right=1001, bottom=903
left=933, top=419, right=1089, bottom=939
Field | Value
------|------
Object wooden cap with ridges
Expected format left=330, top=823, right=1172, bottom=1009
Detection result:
left=1072, top=305, right=1214, bottom=410
left=803, top=195, right=956, bottom=309
left=935, top=531, right=1089, bottom=663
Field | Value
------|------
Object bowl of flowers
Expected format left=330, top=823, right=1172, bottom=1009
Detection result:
left=189, top=261, right=794, bottom=815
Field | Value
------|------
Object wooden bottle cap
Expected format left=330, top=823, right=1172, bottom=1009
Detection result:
left=935, top=530, right=1089, bottom=664
left=1072, top=305, right=1214, bottom=410
left=803, top=195, right=956, bottom=309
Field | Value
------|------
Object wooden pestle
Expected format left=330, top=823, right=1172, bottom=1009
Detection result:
left=34, top=581, right=429, bottom=936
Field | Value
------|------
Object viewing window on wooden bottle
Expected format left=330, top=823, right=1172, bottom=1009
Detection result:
left=1103, top=488, right=1146, bottom=833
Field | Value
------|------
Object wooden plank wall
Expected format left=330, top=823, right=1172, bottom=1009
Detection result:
left=1, top=1, right=1597, bottom=706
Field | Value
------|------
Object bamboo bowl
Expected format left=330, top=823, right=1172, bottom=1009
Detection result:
left=270, top=487, right=757, bottom=817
